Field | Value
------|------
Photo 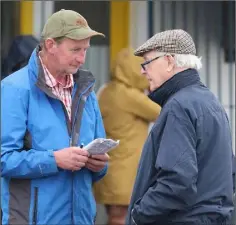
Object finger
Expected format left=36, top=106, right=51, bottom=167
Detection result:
left=86, top=163, right=103, bottom=172
left=72, top=166, right=82, bottom=171
left=71, top=163, right=83, bottom=171
left=90, top=153, right=110, bottom=161
left=72, top=148, right=89, bottom=156
left=87, top=158, right=106, bottom=167
left=74, top=161, right=86, bottom=168
left=86, top=163, right=97, bottom=170
left=74, top=155, right=88, bottom=163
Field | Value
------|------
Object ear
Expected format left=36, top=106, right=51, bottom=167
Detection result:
left=166, top=55, right=175, bottom=72
left=44, top=38, right=57, bottom=54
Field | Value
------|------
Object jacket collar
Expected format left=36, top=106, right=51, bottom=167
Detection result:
left=148, top=69, right=203, bottom=107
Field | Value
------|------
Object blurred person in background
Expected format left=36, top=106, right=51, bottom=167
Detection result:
left=94, top=48, right=161, bottom=225
left=1, top=9, right=109, bottom=225
left=126, top=29, right=234, bottom=225
left=1, top=35, right=38, bottom=79
left=1, top=34, right=38, bottom=224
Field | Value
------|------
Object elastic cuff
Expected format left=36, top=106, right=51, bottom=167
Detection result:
left=38, top=150, right=59, bottom=176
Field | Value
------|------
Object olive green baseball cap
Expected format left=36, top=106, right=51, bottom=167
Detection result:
left=41, top=9, right=105, bottom=40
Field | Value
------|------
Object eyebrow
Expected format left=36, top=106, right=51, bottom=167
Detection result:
left=71, top=45, right=90, bottom=50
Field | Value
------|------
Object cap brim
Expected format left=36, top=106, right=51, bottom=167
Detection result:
left=134, top=34, right=158, bottom=57
left=65, top=28, right=105, bottom=40
left=134, top=44, right=154, bottom=57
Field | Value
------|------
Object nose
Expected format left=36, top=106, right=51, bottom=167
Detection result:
left=141, top=67, right=146, bottom=75
left=75, top=55, right=85, bottom=64
left=76, top=56, right=85, bottom=64
left=75, top=51, right=86, bottom=64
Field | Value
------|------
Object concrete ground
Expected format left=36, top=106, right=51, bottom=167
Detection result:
left=95, top=204, right=108, bottom=225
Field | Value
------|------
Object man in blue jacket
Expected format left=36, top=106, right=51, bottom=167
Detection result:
left=126, top=29, right=234, bottom=225
left=1, top=9, right=109, bottom=225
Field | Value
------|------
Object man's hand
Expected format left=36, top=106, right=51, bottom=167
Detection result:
left=54, top=147, right=89, bottom=171
left=86, top=153, right=109, bottom=172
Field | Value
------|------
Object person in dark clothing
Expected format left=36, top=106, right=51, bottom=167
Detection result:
left=126, top=29, right=234, bottom=225
left=1, top=35, right=38, bottom=79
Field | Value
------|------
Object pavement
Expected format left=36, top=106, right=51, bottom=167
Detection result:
left=95, top=204, right=108, bottom=225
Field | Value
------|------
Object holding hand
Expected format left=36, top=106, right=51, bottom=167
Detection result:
left=86, top=153, right=110, bottom=172
left=54, top=147, right=89, bottom=171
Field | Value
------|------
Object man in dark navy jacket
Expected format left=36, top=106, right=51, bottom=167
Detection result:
left=126, top=29, right=234, bottom=225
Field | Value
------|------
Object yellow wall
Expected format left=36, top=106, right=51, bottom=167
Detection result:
left=110, top=1, right=130, bottom=66
left=20, top=1, right=33, bottom=34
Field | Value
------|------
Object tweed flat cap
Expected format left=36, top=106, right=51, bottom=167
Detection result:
left=134, top=29, right=196, bottom=57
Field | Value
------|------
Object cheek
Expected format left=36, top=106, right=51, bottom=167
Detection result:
left=149, top=66, right=165, bottom=87
left=55, top=55, right=65, bottom=65
left=55, top=48, right=73, bottom=62
left=57, top=53, right=72, bottom=65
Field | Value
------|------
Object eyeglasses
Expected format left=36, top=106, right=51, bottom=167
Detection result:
left=141, top=56, right=163, bottom=71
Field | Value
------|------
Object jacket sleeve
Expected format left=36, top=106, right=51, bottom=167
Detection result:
left=1, top=81, right=59, bottom=179
left=123, top=88, right=161, bottom=122
left=132, top=103, right=198, bottom=224
left=91, top=91, right=108, bottom=182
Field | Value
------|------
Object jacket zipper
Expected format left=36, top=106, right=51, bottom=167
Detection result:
left=69, top=82, right=94, bottom=225
left=33, top=187, right=38, bottom=225
left=60, top=104, right=74, bottom=224
left=36, top=69, right=94, bottom=224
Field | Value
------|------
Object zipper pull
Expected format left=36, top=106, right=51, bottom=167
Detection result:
left=70, top=137, right=72, bottom=146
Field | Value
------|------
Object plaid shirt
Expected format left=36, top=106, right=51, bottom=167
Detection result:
left=39, top=56, right=74, bottom=121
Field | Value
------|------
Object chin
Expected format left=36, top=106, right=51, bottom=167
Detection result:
left=150, top=84, right=160, bottom=92
left=68, top=68, right=79, bottom=74
left=149, top=85, right=156, bottom=92
left=149, top=87, right=155, bottom=92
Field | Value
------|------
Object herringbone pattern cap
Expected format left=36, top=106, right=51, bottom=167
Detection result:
left=134, top=29, right=196, bottom=56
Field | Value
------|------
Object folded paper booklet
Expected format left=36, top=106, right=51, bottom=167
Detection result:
left=84, top=138, right=120, bottom=155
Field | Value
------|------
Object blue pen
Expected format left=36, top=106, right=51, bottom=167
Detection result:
left=80, top=143, right=84, bottom=148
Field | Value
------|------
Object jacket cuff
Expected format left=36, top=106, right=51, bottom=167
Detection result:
left=92, top=163, right=108, bottom=182
left=39, top=150, right=59, bottom=176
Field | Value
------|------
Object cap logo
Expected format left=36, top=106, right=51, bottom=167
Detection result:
left=76, top=18, right=87, bottom=27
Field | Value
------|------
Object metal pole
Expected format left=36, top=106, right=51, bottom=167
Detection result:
left=217, top=2, right=222, bottom=103
left=171, top=1, right=176, bottom=29
left=205, top=2, right=210, bottom=87
left=148, top=0, right=153, bottom=38
left=160, top=1, right=165, bottom=32
left=183, top=1, right=187, bottom=31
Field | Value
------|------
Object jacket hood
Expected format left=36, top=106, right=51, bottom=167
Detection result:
left=111, top=48, right=149, bottom=90
left=2, top=35, right=38, bottom=78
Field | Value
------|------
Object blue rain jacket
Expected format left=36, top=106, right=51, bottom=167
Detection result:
left=1, top=48, right=107, bottom=225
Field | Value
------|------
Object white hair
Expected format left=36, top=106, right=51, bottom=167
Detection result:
left=173, top=54, right=202, bottom=70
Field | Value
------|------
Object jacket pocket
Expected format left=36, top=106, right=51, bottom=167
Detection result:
left=32, top=187, right=38, bottom=225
